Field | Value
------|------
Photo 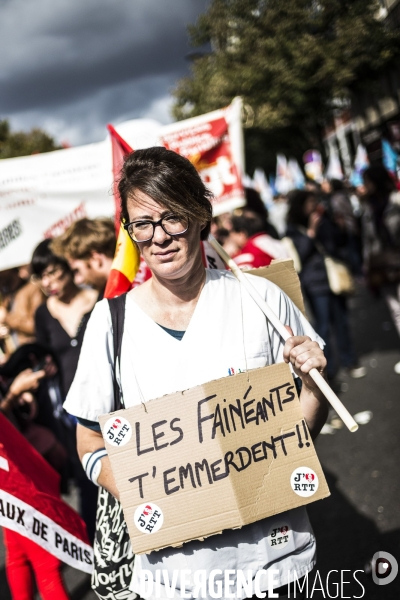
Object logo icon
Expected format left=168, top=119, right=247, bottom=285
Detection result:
left=372, top=551, right=398, bottom=586
left=134, top=502, right=164, bottom=535
left=103, top=416, right=132, bottom=447
left=290, top=467, right=319, bottom=497
left=267, top=522, right=291, bottom=549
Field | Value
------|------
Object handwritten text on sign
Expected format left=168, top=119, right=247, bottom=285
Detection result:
left=100, top=363, right=329, bottom=554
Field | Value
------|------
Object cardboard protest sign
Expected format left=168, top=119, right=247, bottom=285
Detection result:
left=99, top=362, right=329, bottom=555
left=248, top=259, right=307, bottom=316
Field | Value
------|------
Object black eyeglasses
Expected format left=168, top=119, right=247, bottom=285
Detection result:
left=124, top=214, right=189, bottom=242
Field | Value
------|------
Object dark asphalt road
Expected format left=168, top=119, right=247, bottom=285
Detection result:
left=307, top=285, right=400, bottom=599
left=1, top=283, right=399, bottom=599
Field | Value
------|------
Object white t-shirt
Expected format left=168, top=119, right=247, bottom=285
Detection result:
left=64, top=269, right=324, bottom=599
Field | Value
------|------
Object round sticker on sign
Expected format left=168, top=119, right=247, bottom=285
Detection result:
left=290, top=467, right=319, bottom=497
left=134, top=503, right=164, bottom=535
left=103, top=416, right=132, bottom=448
left=267, top=523, right=291, bottom=549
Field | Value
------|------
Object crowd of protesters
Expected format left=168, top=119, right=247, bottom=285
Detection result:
left=0, top=218, right=116, bottom=599
left=214, top=166, right=400, bottom=382
left=0, top=163, right=400, bottom=599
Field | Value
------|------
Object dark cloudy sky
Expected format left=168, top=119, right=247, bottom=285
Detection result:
left=0, top=0, right=209, bottom=146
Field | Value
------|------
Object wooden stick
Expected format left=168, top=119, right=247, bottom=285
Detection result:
left=209, top=235, right=359, bottom=433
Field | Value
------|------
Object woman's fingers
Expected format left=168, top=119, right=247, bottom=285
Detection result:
left=10, top=369, right=45, bottom=396
left=296, top=352, right=326, bottom=373
left=283, top=331, right=326, bottom=375
left=283, top=334, right=312, bottom=362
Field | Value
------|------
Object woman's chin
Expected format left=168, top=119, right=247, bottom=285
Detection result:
left=151, top=260, right=187, bottom=280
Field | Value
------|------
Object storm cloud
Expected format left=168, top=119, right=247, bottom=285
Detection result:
left=0, top=0, right=208, bottom=144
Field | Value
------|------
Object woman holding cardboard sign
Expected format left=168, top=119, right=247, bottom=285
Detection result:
left=64, top=147, right=328, bottom=600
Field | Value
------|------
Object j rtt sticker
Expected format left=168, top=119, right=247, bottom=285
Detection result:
left=134, top=503, right=164, bottom=535
left=267, top=523, right=291, bottom=549
left=103, top=416, right=132, bottom=447
left=290, top=467, right=319, bottom=497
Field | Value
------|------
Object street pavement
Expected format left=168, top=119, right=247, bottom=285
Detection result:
left=307, top=285, right=400, bottom=599
left=1, top=283, right=399, bottom=599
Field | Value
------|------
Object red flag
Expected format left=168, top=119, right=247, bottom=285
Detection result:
left=104, top=124, right=140, bottom=299
left=105, top=124, right=227, bottom=292
left=0, top=413, right=93, bottom=572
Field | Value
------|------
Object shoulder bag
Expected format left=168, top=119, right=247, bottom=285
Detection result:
left=91, top=294, right=137, bottom=599
left=315, top=242, right=355, bottom=296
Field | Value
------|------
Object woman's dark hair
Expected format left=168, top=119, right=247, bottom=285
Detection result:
left=31, top=239, right=70, bottom=278
left=363, top=165, right=395, bottom=198
left=118, top=147, right=213, bottom=241
left=286, top=189, right=316, bottom=228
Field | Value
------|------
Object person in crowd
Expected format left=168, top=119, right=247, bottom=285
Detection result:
left=327, top=179, right=363, bottom=276
left=0, top=362, right=70, bottom=600
left=244, top=187, right=280, bottom=239
left=32, top=241, right=98, bottom=398
left=51, top=217, right=116, bottom=296
left=230, top=209, right=289, bottom=269
left=0, top=343, right=70, bottom=482
left=64, top=147, right=328, bottom=599
left=31, top=239, right=99, bottom=541
left=0, top=266, right=45, bottom=354
left=362, top=165, right=400, bottom=374
left=285, top=189, right=366, bottom=381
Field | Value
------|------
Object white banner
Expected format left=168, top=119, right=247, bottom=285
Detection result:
left=0, top=104, right=244, bottom=271
left=0, top=489, right=94, bottom=573
left=0, top=119, right=161, bottom=271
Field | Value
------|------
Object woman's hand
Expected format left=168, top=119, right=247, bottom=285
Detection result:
left=283, top=326, right=327, bottom=393
left=9, top=369, right=45, bottom=398
left=283, top=326, right=328, bottom=438
left=1, top=371, right=44, bottom=414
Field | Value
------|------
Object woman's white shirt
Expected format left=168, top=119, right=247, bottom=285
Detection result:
left=64, top=269, right=323, bottom=599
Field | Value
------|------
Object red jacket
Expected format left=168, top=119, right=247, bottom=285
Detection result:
left=233, top=233, right=281, bottom=269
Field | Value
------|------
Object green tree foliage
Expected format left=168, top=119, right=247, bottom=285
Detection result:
left=173, top=0, right=399, bottom=172
left=0, top=119, right=60, bottom=159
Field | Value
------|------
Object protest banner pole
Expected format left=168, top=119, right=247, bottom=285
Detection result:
left=208, top=235, right=359, bottom=433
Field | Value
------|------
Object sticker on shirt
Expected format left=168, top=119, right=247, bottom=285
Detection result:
left=267, top=523, right=291, bottom=549
left=290, top=467, right=319, bottom=497
left=103, top=416, right=132, bottom=447
left=134, top=503, right=164, bottom=534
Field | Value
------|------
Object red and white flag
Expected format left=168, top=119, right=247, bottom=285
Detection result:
left=160, top=97, right=245, bottom=216
left=104, top=124, right=141, bottom=299
left=0, top=413, right=93, bottom=573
